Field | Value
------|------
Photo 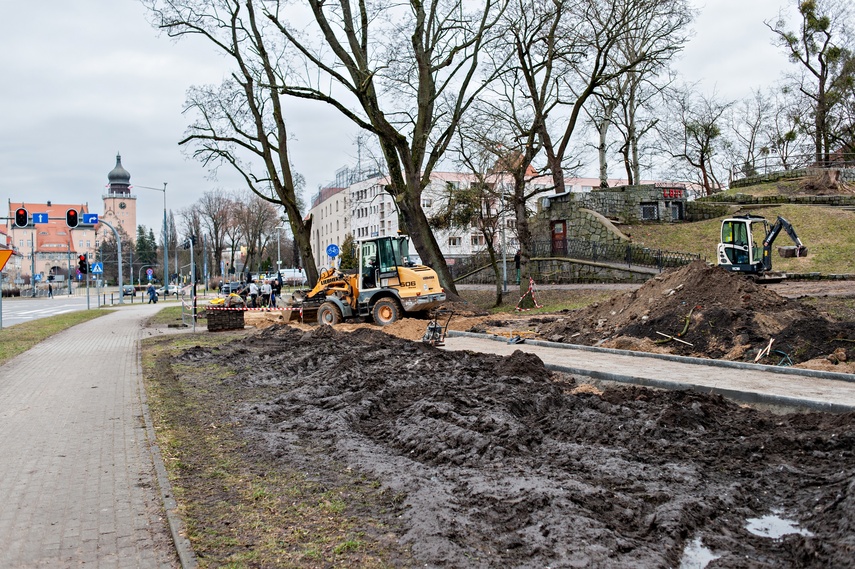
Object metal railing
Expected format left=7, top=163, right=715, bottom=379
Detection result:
left=448, top=238, right=702, bottom=278
left=530, top=238, right=702, bottom=271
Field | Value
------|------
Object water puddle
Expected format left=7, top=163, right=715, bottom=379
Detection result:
left=679, top=536, right=721, bottom=569
left=745, top=510, right=813, bottom=539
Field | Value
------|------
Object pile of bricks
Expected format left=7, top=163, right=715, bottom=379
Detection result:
left=206, top=308, right=245, bottom=331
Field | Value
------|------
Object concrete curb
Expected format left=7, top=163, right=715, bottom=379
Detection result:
left=447, top=330, right=855, bottom=383
left=135, top=343, right=198, bottom=568
left=447, top=330, right=855, bottom=412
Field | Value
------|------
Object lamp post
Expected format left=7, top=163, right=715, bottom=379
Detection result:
left=135, top=183, right=168, bottom=284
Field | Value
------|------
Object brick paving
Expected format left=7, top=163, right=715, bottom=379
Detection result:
left=0, top=305, right=179, bottom=568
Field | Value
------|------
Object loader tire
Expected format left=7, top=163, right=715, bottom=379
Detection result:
left=317, top=302, right=342, bottom=326
left=372, top=298, right=402, bottom=326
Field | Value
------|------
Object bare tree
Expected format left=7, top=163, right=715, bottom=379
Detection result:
left=233, top=192, right=280, bottom=277
left=589, top=1, right=692, bottom=186
left=439, top=129, right=514, bottom=307
left=767, top=0, right=855, bottom=165
left=196, top=188, right=233, bottom=277
left=264, top=0, right=510, bottom=298
left=526, top=0, right=689, bottom=194
left=178, top=204, right=204, bottom=282
left=657, top=87, right=732, bottom=196
left=143, top=0, right=317, bottom=284
left=726, top=89, right=772, bottom=178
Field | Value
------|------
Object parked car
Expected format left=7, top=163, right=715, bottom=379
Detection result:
left=157, top=284, right=180, bottom=296
left=221, top=281, right=244, bottom=295
left=122, top=285, right=136, bottom=297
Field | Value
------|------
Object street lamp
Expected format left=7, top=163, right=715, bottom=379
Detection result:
left=135, top=182, right=168, bottom=283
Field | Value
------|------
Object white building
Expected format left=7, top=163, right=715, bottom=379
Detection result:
left=309, top=170, right=523, bottom=268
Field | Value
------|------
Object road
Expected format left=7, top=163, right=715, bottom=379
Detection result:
left=0, top=296, right=93, bottom=327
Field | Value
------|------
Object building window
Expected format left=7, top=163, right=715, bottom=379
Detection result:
left=640, top=203, right=659, bottom=221
left=471, top=235, right=485, bottom=247
left=448, top=236, right=461, bottom=247
left=421, top=198, right=433, bottom=208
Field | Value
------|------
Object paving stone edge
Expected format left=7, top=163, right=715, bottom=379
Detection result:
left=135, top=344, right=198, bottom=568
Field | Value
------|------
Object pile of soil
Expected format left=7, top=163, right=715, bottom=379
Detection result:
left=476, top=262, right=854, bottom=368
left=180, top=324, right=855, bottom=567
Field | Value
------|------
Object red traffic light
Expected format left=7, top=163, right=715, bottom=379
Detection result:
left=14, top=207, right=28, bottom=228
left=66, top=208, right=79, bottom=228
left=77, top=254, right=89, bottom=274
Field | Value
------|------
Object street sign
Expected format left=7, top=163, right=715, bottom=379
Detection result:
left=91, top=262, right=104, bottom=274
left=82, top=213, right=99, bottom=225
left=34, top=274, right=42, bottom=282
left=326, top=243, right=340, bottom=257
left=32, top=213, right=49, bottom=224
left=0, top=250, right=12, bottom=271
left=146, top=268, right=154, bottom=276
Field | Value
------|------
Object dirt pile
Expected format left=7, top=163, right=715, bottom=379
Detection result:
left=180, top=324, right=855, bottom=567
left=484, top=261, right=854, bottom=366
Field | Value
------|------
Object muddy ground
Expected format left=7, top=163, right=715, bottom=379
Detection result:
left=170, top=323, right=855, bottom=567
left=167, top=265, right=855, bottom=566
left=244, top=262, right=855, bottom=373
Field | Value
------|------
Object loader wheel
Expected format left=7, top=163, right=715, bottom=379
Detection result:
left=317, top=302, right=342, bottom=325
left=372, top=298, right=402, bottom=326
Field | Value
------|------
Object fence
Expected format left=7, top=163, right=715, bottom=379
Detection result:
left=731, top=152, right=855, bottom=186
left=448, top=238, right=702, bottom=280
left=530, top=238, right=702, bottom=271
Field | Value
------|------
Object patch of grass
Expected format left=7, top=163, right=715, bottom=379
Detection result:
left=145, top=305, right=186, bottom=328
left=460, top=288, right=618, bottom=314
left=141, top=332, right=412, bottom=568
left=0, top=309, right=110, bottom=365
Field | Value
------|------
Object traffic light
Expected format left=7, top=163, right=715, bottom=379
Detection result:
left=78, top=254, right=88, bottom=274
left=66, top=208, right=79, bottom=228
left=14, top=207, right=28, bottom=228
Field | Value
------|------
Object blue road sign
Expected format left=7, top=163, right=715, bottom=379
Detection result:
left=34, top=274, right=42, bottom=282
left=91, top=262, right=104, bottom=274
left=32, top=213, right=49, bottom=224
left=82, top=213, right=99, bottom=225
left=326, top=243, right=340, bottom=257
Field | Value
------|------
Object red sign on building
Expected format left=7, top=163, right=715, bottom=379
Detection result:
left=662, top=188, right=684, bottom=199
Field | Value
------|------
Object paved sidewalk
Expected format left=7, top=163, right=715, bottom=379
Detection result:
left=0, top=304, right=182, bottom=568
left=445, top=332, right=855, bottom=412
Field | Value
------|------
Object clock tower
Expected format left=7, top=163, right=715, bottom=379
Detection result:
left=102, top=153, right=137, bottom=242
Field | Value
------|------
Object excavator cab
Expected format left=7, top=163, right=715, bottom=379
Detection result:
left=718, top=216, right=765, bottom=269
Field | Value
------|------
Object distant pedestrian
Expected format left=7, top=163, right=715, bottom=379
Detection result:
left=48, top=282, right=53, bottom=298
left=514, top=250, right=521, bottom=284
left=260, top=280, right=272, bottom=308
left=147, top=283, right=158, bottom=304
left=271, top=276, right=281, bottom=308
left=248, top=280, right=259, bottom=308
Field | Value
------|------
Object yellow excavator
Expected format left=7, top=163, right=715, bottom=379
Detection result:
left=717, top=214, right=808, bottom=282
left=288, top=235, right=446, bottom=325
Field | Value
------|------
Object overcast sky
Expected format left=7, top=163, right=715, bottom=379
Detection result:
left=0, top=0, right=795, bottom=234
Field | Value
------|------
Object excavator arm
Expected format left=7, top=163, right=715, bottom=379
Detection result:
left=761, top=216, right=807, bottom=271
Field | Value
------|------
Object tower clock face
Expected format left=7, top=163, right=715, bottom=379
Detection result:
left=119, top=202, right=127, bottom=209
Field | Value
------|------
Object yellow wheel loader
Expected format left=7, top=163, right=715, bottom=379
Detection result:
left=288, top=236, right=446, bottom=326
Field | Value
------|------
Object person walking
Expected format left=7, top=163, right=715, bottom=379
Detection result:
left=48, top=282, right=53, bottom=298
left=147, top=283, right=158, bottom=304
left=514, top=250, right=521, bottom=284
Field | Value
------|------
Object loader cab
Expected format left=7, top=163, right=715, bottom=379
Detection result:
left=358, top=236, right=410, bottom=290
left=718, top=215, right=767, bottom=272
